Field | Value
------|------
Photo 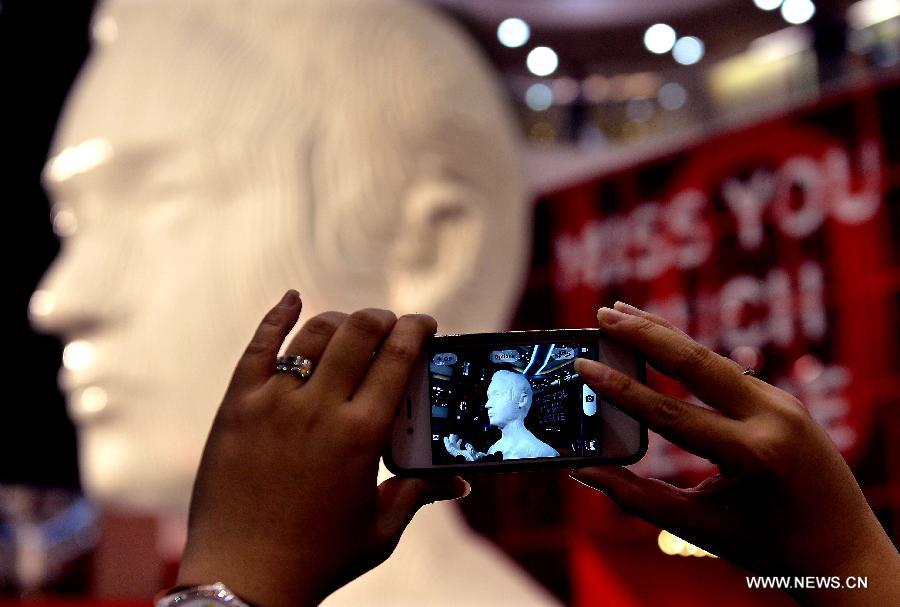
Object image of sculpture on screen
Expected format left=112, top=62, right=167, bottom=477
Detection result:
left=433, top=343, right=603, bottom=464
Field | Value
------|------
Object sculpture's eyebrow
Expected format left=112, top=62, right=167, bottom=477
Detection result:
left=43, top=138, right=115, bottom=190
left=42, top=140, right=187, bottom=204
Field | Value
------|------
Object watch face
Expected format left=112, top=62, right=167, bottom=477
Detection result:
left=157, top=583, right=250, bottom=607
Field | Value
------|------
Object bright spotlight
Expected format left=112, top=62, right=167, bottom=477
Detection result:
left=644, top=23, right=677, bottom=54
left=497, top=18, right=530, bottom=48
left=527, top=46, right=559, bottom=77
left=781, top=0, right=816, bottom=24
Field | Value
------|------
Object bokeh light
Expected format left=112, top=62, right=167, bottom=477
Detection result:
left=658, top=82, right=688, bottom=110
left=525, top=83, right=554, bottom=111
left=497, top=17, right=530, bottom=48
left=781, top=0, right=816, bottom=24
left=658, top=530, right=718, bottom=557
left=673, top=36, right=705, bottom=65
left=552, top=77, right=581, bottom=104
left=626, top=98, right=656, bottom=123
left=582, top=74, right=610, bottom=102
left=527, top=46, right=559, bottom=76
left=644, top=23, right=677, bottom=54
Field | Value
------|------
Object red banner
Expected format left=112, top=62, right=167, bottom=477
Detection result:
left=514, top=77, right=900, bottom=480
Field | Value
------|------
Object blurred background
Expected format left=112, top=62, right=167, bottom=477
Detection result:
left=4, top=0, right=900, bottom=604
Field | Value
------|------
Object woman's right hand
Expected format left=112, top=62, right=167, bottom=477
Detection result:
left=177, top=292, right=468, bottom=607
left=572, top=302, right=900, bottom=607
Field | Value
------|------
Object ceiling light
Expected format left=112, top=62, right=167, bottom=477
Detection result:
left=644, top=23, right=677, bottom=54
left=781, top=0, right=817, bottom=24
left=497, top=18, right=530, bottom=48
left=527, top=46, right=559, bottom=76
left=673, top=36, right=705, bottom=65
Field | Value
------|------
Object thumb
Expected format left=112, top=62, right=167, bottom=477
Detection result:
left=375, top=476, right=470, bottom=546
left=570, top=465, right=696, bottom=530
left=570, top=466, right=725, bottom=561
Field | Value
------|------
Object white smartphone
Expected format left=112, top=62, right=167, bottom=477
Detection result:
left=385, top=329, right=647, bottom=474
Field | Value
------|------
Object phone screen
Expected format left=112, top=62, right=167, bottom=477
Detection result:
left=428, top=341, right=603, bottom=464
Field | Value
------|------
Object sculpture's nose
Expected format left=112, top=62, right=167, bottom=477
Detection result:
left=30, top=239, right=114, bottom=340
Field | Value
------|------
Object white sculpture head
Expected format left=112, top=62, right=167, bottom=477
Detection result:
left=485, top=371, right=533, bottom=428
left=31, top=0, right=527, bottom=515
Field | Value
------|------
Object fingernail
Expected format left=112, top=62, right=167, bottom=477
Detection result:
left=597, top=307, right=627, bottom=326
left=281, top=290, right=300, bottom=306
left=613, top=301, right=644, bottom=316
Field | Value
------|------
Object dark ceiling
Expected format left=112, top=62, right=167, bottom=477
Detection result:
left=434, top=0, right=855, bottom=77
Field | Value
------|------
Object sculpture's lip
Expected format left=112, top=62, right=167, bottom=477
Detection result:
left=57, top=369, right=121, bottom=424
left=64, top=388, right=114, bottom=425
left=57, top=367, right=94, bottom=394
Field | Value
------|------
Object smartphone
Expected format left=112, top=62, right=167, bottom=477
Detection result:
left=386, top=329, right=647, bottom=474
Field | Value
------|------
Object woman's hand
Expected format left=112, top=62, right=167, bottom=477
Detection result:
left=176, top=291, right=469, bottom=607
left=572, top=302, right=900, bottom=607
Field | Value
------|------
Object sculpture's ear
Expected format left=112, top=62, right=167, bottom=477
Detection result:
left=387, top=180, right=483, bottom=315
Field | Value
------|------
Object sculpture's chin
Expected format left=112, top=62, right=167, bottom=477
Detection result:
left=79, top=428, right=196, bottom=517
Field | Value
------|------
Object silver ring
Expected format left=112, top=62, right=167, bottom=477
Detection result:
left=742, top=368, right=757, bottom=377
left=275, top=355, right=314, bottom=380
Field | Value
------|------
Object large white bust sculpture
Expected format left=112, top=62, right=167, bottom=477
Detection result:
left=30, top=0, right=555, bottom=603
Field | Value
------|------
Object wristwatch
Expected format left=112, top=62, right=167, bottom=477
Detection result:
left=155, top=582, right=254, bottom=607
